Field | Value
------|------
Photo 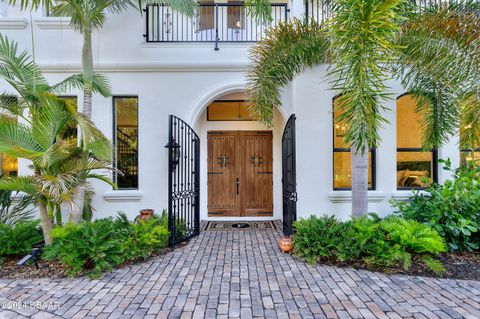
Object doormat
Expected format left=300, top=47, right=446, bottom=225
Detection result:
left=205, top=221, right=277, bottom=231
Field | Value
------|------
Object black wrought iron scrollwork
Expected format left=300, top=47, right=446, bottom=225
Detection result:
left=282, top=114, right=297, bottom=236
left=167, top=115, right=200, bottom=246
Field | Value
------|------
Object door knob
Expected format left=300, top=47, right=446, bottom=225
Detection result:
left=236, top=178, right=240, bottom=195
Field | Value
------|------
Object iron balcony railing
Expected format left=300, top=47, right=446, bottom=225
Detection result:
left=306, top=0, right=474, bottom=24
left=144, top=3, right=289, bottom=48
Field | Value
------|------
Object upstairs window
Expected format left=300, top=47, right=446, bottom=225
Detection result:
left=332, top=96, right=375, bottom=190
left=396, top=94, right=437, bottom=189
left=113, top=97, right=139, bottom=189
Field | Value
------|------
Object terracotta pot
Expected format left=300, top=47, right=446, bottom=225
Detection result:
left=136, top=209, right=154, bottom=223
left=278, top=236, right=293, bottom=254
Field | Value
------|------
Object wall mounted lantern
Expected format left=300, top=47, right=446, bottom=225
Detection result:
left=165, top=139, right=181, bottom=169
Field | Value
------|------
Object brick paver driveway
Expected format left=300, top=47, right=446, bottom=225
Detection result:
left=1, top=223, right=480, bottom=319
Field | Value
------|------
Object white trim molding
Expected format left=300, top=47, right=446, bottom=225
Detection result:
left=35, top=17, right=72, bottom=29
left=37, top=60, right=249, bottom=73
left=103, top=190, right=144, bottom=202
left=328, top=191, right=387, bottom=203
left=391, top=190, right=430, bottom=201
left=0, top=18, right=28, bottom=29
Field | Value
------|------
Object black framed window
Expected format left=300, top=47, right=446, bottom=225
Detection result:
left=396, top=94, right=437, bottom=190
left=113, top=97, right=139, bottom=189
left=332, top=96, right=376, bottom=190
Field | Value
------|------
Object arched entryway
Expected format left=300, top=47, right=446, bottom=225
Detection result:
left=192, top=90, right=286, bottom=221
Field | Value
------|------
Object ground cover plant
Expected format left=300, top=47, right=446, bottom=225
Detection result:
left=293, top=214, right=447, bottom=275
left=43, top=213, right=169, bottom=278
left=0, top=221, right=43, bottom=260
left=392, top=159, right=480, bottom=252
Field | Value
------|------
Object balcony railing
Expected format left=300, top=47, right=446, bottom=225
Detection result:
left=144, top=4, right=289, bottom=48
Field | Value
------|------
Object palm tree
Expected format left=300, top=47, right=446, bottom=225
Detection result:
left=247, top=1, right=480, bottom=216
left=0, top=35, right=116, bottom=244
left=8, top=0, right=196, bottom=121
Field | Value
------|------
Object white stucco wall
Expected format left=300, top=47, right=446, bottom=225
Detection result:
left=0, top=5, right=463, bottom=222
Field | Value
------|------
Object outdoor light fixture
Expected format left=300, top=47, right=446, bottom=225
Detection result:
left=165, top=139, right=181, bottom=168
left=17, top=247, right=42, bottom=269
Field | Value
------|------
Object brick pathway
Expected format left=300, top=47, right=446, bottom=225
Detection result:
left=1, top=224, right=480, bottom=319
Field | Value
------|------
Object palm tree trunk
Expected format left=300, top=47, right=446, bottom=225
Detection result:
left=38, top=200, right=53, bottom=245
left=82, top=27, right=94, bottom=119
left=68, top=184, right=86, bottom=224
left=351, top=149, right=368, bottom=217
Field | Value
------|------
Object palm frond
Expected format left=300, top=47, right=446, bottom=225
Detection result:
left=0, top=34, right=49, bottom=98
left=0, top=117, right=44, bottom=161
left=52, top=73, right=111, bottom=97
left=0, top=176, right=38, bottom=197
left=247, top=19, right=330, bottom=126
left=329, top=0, right=404, bottom=153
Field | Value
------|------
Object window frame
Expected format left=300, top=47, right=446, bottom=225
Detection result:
left=332, top=97, right=377, bottom=191
left=396, top=93, right=438, bottom=190
left=112, top=96, right=139, bottom=190
left=207, top=99, right=256, bottom=121
left=460, top=147, right=480, bottom=165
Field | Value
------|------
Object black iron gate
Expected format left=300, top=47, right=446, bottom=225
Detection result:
left=165, top=115, right=200, bottom=246
left=282, top=114, right=297, bottom=236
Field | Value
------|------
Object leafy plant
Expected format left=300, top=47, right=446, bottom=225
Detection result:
left=392, top=159, right=480, bottom=252
left=45, top=213, right=169, bottom=278
left=0, top=185, right=35, bottom=225
left=293, top=215, right=446, bottom=274
left=0, top=221, right=43, bottom=256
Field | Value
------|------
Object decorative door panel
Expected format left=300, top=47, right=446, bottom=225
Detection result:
left=208, top=133, right=239, bottom=216
left=208, top=131, right=273, bottom=217
left=243, top=132, right=273, bottom=216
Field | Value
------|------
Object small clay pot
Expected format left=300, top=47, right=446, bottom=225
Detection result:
left=278, top=236, right=293, bottom=254
left=136, top=209, right=154, bottom=223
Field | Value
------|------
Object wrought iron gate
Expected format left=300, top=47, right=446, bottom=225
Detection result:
left=282, top=114, right=297, bottom=236
left=165, top=115, right=200, bottom=246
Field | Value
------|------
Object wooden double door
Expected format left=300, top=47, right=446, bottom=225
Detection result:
left=208, top=131, right=273, bottom=217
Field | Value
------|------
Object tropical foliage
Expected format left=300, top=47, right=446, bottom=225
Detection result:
left=0, top=34, right=115, bottom=244
left=247, top=1, right=480, bottom=216
left=392, top=159, right=480, bottom=252
left=0, top=221, right=43, bottom=257
left=293, top=214, right=446, bottom=274
left=44, top=213, right=169, bottom=278
left=0, top=184, right=35, bottom=225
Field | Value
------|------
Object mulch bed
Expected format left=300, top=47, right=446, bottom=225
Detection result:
left=312, top=251, right=480, bottom=281
left=0, top=241, right=192, bottom=280
left=0, top=257, right=69, bottom=280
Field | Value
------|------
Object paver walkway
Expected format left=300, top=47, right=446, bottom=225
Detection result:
left=1, top=223, right=480, bottom=319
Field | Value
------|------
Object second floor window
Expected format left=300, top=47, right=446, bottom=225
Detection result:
left=113, top=97, right=139, bottom=190
left=396, top=94, right=437, bottom=189
left=333, top=96, right=375, bottom=190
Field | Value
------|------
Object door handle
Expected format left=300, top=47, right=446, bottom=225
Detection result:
left=236, top=178, right=240, bottom=195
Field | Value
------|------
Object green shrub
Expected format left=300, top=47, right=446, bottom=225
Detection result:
left=293, top=215, right=446, bottom=275
left=0, top=221, right=43, bottom=256
left=117, top=212, right=169, bottom=260
left=392, top=159, right=480, bottom=251
left=45, top=213, right=169, bottom=278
